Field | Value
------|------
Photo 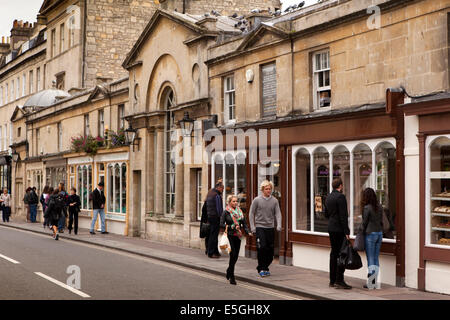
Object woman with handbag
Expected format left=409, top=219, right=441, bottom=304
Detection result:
left=361, top=187, right=384, bottom=289
left=220, top=195, right=252, bottom=285
left=0, top=188, right=11, bottom=222
left=68, top=187, right=81, bottom=235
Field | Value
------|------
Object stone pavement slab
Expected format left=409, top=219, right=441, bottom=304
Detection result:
left=1, top=220, right=450, bottom=300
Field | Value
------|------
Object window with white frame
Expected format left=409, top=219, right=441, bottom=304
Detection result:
left=212, top=151, right=247, bottom=213
left=84, top=114, right=90, bottom=136
left=22, top=74, right=26, bottom=97
left=29, top=70, right=33, bottom=94
left=98, top=109, right=104, bottom=137
left=36, top=128, right=40, bottom=155
left=224, top=75, right=235, bottom=123
left=118, top=104, right=125, bottom=130
left=107, top=163, right=127, bottom=214
left=196, top=169, right=203, bottom=221
left=77, top=165, right=92, bottom=210
left=51, top=29, right=56, bottom=57
left=4, top=124, right=7, bottom=151
left=313, top=50, right=331, bottom=110
left=60, top=23, right=65, bottom=53
left=10, top=81, right=13, bottom=102
left=292, top=138, right=397, bottom=241
left=36, top=67, right=41, bottom=92
left=69, top=16, right=75, bottom=47
left=163, top=87, right=177, bottom=215
left=57, top=122, right=63, bottom=152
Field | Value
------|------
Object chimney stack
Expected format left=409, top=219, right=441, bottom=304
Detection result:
left=10, top=19, right=34, bottom=50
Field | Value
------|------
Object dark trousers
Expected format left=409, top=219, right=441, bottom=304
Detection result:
left=329, top=232, right=346, bottom=284
left=227, top=235, right=241, bottom=276
left=207, top=215, right=220, bottom=257
left=256, top=227, right=275, bottom=272
left=2, top=206, right=10, bottom=222
left=58, top=209, right=66, bottom=231
left=29, top=204, right=37, bottom=222
left=68, top=209, right=79, bottom=234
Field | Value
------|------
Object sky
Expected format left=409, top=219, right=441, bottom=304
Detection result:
left=0, top=0, right=319, bottom=40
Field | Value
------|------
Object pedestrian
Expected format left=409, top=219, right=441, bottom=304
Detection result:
left=221, top=195, right=252, bottom=285
left=0, top=188, right=11, bottom=222
left=324, top=177, right=352, bottom=290
left=40, top=186, right=50, bottom=214
left=205, top=179, right=224, bottom=258
left=58, top=183, right=69, bottom=233
left=200, top=200, right=209, bottom=255
left=23, top=187, right=31, bottom=222
left=90, top=181, right=108, bottom=235
left=361, top=187, right=383, bottom=289
left=44, top=189, right=65, bottom=240
left=68, top=187, right=81, bottom=235
left=249, top=180, right=282, bottom=277
left=28, top=187, right=39, bottom=223
left=43, top=187, right=54, bottom=228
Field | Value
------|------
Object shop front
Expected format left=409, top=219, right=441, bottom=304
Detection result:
left=403, top=93, right=450, bottom=295
left=66, top=149, right=129, bottom=236
left=0, top=155, right=11, bottom=192
left=213, top=93, right=405, bottom=286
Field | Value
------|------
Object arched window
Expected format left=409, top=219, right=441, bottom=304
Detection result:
left=77, top=164, right=92, bottom=210
left=163, top=87, right=176, bottom=215
left=353, top=143, right=372, bottom=232
left=313, top=147, right=329, bottom=233
left=295, top=148, right=311, bottom=231
left=107, top=162, right=127, bottom=215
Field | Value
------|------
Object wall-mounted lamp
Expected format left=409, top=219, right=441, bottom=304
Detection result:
left=125, top=123, right=140, bottom=152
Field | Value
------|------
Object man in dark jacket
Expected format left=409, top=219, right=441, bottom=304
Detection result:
left=205, top=180, right=224, bottom=258
left=324, top=178, right=352, bottom=290
left=90, top=181, right=107, bottom=235
left=28, top=187, right=39, bottom=223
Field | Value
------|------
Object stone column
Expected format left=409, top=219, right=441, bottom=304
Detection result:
left=154, top=127, right=165, bottom=216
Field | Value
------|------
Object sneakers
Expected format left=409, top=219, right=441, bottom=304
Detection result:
left=264, top=271, right=271, bottom=277
left=259, top=271, right=266, bottom=277
left=53, top=233, right=59, bottom=241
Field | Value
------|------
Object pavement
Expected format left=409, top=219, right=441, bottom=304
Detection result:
left=1, top=219, right=450, bottom=300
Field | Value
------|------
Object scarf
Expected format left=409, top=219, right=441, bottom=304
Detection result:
left=226, top=205, right=244, bottom=239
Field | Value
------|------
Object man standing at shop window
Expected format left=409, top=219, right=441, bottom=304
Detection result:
left=325, top=177, right=352, bottom=289
left=90, top=181, right=108, bottom=235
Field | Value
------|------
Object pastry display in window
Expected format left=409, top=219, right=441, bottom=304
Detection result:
left=433, top=206, right=450, bottom=213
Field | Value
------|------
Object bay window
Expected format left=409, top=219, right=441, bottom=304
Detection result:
left=77, top=165, right=92, bottom=210
left=293, top=138, right=396, bottom=240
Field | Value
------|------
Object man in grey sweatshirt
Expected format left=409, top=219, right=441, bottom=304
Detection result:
left=249, top=180, right=282, bottom=277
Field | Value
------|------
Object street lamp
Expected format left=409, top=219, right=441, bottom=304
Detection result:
left=179, top=111, right=194, bottom=137
left=125, top=123, right=139, bottom=151
left=11, top=152, right=20, bottom=163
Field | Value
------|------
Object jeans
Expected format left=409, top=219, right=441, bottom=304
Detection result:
left=365, top=232, right=383, bottom=272
left=256, top=227, right=275, bottom=273
left=329, top=232, right=346, bottom=284
left=29, top=204, right=37, bottom=222
left=207, top=215, right=220, bottom=257
left=90, top=208, right=106, bottom=232
left=58, top=209, right=66, bottom=231
left=227, top=235, right=241, bottom=277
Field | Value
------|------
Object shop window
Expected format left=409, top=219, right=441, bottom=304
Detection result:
left=77, top=165, right=92, bottom=210
left=428, top=136, right=450, bottom=247
left=353, top=143, right=373, bottom=233
left=294, top=148, right=311, bottom=231
left=163, top=87, right=176, bottom=215
left=292, top=139, right=396, bottom=240
left=212, top=152, right=247, bottom=213
left=107, top=162, right=127, bottom=214
left=313, top=147, right=330, bottom=233
left=196, top=169, right=202, bottom=221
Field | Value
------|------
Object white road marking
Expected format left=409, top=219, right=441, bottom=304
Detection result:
left=0, top=253, right=20, bottom=264
left=34, top=272, right=91, bottom=298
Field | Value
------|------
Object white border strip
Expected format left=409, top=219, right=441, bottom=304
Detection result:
left=0, top=253, right=20, bottom=264
left=34, top=272, right=91, bottom=298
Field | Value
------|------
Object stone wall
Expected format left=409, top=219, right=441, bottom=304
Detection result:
left=85, top=0, right=281, bottom=88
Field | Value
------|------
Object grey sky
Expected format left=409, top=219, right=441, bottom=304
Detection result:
left=0, top=0, right=318, bottom=40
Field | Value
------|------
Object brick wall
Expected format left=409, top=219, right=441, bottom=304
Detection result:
left=85, top=0, right=281, bottom=88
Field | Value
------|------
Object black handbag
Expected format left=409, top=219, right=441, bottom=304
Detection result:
left=338, top=238, right=363, bottom=270
left=200, top=222, right=210, bottom=238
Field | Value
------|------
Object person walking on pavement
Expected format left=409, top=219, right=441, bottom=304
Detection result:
left=90, top=181, right=108, bottom=235
left=43, top=187, right=54, bottom=229
left=0, top=188, right=11, bottom=222
left=58, top=183, right=69, bottom=233
left=28, top=187, right=39, bottom=223
left=205, top=180, right=224, bottom=258
left=68, top=187, right=81, bottom=235
left=40, top=186, right=50, bottom=215
left=361, top=187, right=384, bottom=289
left=44, top=189, right=65, bottom=240
left=221, top=195, right=252, bottom=285
left=200, top=200, right=209, bottom=255
left=249, top=180, right=282, bottom=277
left=324, top=178, right=352, bottom=290
left=23, top=187, right=31, bottom=222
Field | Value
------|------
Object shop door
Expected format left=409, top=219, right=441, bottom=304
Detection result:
left=258, top=161, right=282, bottom=257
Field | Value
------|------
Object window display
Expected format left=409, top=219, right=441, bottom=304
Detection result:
left=428, top=136, right=450, bottom=247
